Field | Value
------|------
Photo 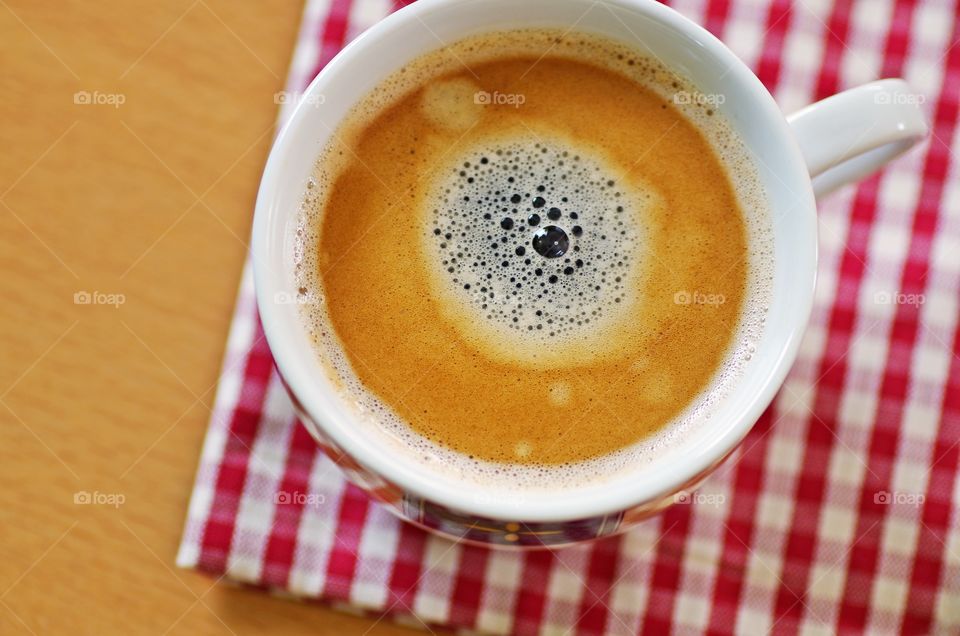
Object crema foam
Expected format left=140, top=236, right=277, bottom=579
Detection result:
left=293, top=29, right=773, bottom=490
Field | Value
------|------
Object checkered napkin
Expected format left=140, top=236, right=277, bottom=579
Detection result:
left=177, top=0, right=960, bottom=633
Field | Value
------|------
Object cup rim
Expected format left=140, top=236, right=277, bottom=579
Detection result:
left=252, top=0, right=818, bottom=522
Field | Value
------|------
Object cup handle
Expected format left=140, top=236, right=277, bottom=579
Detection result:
left=786, top=79, right=929, bottom=198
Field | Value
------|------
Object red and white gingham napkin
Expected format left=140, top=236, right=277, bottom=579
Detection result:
left=177, top=0, right=960, bottom=633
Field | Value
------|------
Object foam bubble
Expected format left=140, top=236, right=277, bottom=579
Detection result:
left=420, top=78, right=484, bottom=131
left=548, top=381, right=571, bottom=406
left=421, top=133, right=658, bottom=367
left=514, top=441, right=533, bottom=458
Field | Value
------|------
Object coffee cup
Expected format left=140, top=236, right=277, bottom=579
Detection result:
left=252, top=0, right=927, bottom=547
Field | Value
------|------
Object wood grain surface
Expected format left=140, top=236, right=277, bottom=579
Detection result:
left=0, top=2, right=418, bottom=634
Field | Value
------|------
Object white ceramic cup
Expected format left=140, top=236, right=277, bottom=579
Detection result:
left=252, top=0, right=928, bottom=547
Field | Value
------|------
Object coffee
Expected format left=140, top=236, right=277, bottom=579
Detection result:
left=295, top=30, right=770, bottom=477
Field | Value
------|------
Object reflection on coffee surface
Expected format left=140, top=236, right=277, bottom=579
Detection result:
left=295, top=30, right=771, bottom=480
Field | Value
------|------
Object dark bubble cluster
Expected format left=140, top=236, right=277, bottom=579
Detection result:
left=428, top=141, right=638, bottom=338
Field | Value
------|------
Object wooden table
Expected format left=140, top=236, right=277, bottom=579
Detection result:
left=0, top=2, right=417, bottom=633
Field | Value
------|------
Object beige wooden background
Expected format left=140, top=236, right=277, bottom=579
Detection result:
left=0, top=1, right=417, bottom=633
